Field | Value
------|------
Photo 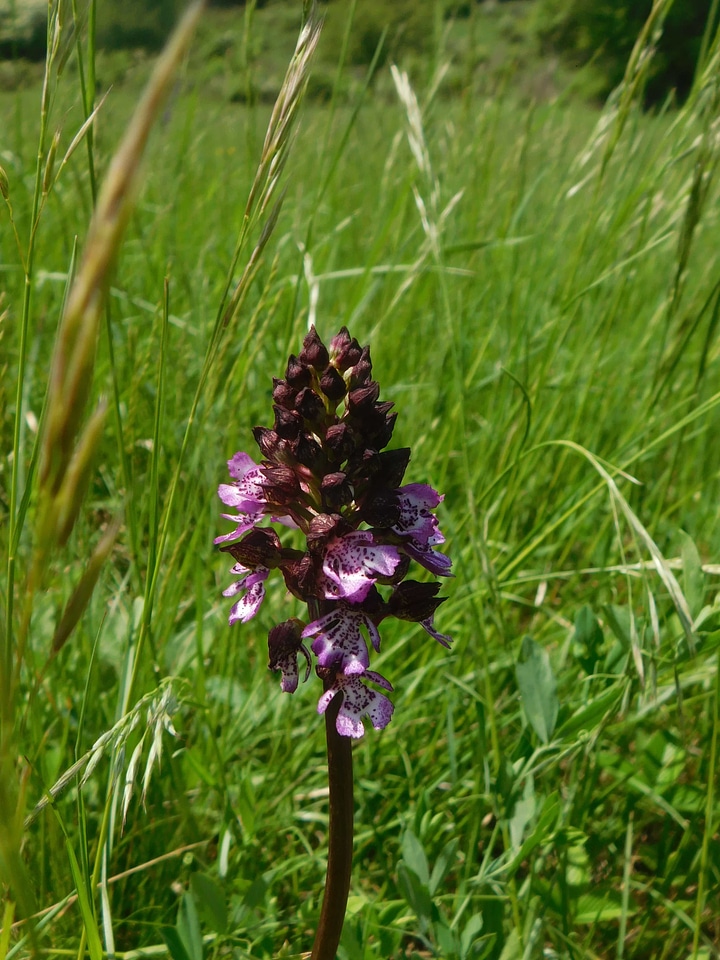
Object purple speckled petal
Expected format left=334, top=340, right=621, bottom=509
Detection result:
left=393, top=483, right=445, bottom=549
left=213, top=513, right=262, bottom=545
left=322, top=532, right=401, bottom=602
left=225, top=568, right=268, bottom=624
left=302, top=606, right=376, bottom=676
left=420, top=616, right=453, bottom=648
left=404, top=543, right=453, bottom=577
left=276, top=654, right=299, bottom=693
left=317, top=673, right=395, bottom=738
left=227, top=451, right=257, bottom=480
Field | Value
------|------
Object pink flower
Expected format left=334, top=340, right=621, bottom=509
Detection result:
left=302, top=605, right=381, bottom=676
left=393, top=484, right=445, bottom=546
left=321, top=532, right=401, bottom=602
left=318, top=671, right=394, bottom=738
left=215, top=453, right=268, bottom=545
left=223, top=564, right=269, bottom=623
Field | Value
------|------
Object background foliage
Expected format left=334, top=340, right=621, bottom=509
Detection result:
left=1, top=1, right=720, bottom=959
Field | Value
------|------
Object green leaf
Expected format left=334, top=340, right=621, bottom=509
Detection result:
left=603, top=604, right=631, bottom=647
left=397, top=862, right=433, bottom=928
left=572, top=605, right=604, bottom=674
left=460, top=914, right=484, bottom=959
left=505, top=792, right=560, bottom=876
left=515, top=636, right=558, bottom=743
left=429, top=837, right=458, bottom=896
left=556, top=683, right=624, bottom=739
left=161, top=926, right=192, bottom=960
left=190, top=873, right=228, bottom=935
left=401, top=829, right=429, bottom=888
left=50, top=807, right=102, bottom=960
left=679, top=529, right=704, bottom=618
left=574, top=891, right=634, bottom=923
left=177, top=892, right=203, bottom=960
left=508, top=775, right=536, bottom=849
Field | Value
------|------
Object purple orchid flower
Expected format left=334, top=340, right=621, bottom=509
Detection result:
left=217, top=326, right=452, bottom=738
left=321, top=532, right=401, bottom=603
left=317, top=670, right=395, bottom=738
left=215, top=453, right=268, bottom=545
left=223, top=564, right=269, bottom=624
left=393, top=483, right=445, bottom=545
left=302, top=605, right=381, bottom=676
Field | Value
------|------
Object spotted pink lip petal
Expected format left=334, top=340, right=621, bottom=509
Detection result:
left=227, top=451, right=258, bottom=480
left=317, top=672, right=395, bottom=738
left=225, top=568, right=269, bottom=624
left=322, top=532, right=401, bottom=602
left=393, top=483, right=446, bottom=549
left=302, top=605, right=376, bottom=676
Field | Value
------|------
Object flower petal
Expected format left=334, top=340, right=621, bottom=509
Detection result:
left=322, top=532, right=401, bottom=602
left=317, top=673, right=395, bottom=738
left=226, top=568, right=269, bottom=624
left=404, top=543, right=453, bottom=577
left=302, top=606, right=373, bottom=676
left=227, top=451, right=257, bottom=480
left=392, top=483, right=446, bottom=549
left=420, top=617, right=452, bottom=648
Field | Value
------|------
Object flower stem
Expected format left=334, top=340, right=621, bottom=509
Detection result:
left=311, top=689, right=354, bottom=960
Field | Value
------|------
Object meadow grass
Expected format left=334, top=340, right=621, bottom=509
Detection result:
left=1, top=1, right=720, bottom=958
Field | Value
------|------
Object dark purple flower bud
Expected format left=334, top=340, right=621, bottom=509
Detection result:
left=268, top=618, right=311, bottom=693
left=307, top=513, right=346, bottom=556
left=388, top=580, right=446, bottom=622
left=295, top=433, right=325, bottom=471
left=321, top=471, right=353, bottom=510
left=226, top=527, right=282, bottom=568
left=285, top=354, right=311, bottom=387
left=281, top=554, right=318, bottom=600
left=324, top=422, right=354, bottom=460
left=378, top=448, right=411, bottom=487
left=360, top=489, right=401, bottom=527
left=299, top=326, right=329, bottom=370
left=272, top=378, right=297, bottom=410
left=347, top=382, right=380, bottom=413
left=261, top=464, right=300, bottom=504
left=295, top=386, right=326, bottom=422
left=274, top=405, right=302, bottom=440
left=319, top=365, right=346, bottom=401
left=373, top=411, right=397, bottom=449
left=348, top=357, right=372, bottom=388
left=330, top=327, right=362, bottom=371
left=253, top=426, right=281, bottom=460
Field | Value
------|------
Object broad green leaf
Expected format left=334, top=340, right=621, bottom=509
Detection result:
left=679, top=529, right=704, bottom=618
left=429, top=837, right=459, bottom=896
left=177, top=892, right=203, bottom=960
left=603, top=604, right=631, bottom=647
left=573, top=605, right=604, bottom=674
left=401, top=829, right=429, bottom=888
left=515, top=636, right=558, bottom=743
left=460, top=914, right=484, bottom=959
left=556, top=683, right=625, bottom=738
left=505, top=792, right=560, bottom=876
left=161, top=926, right=192, bottom=960
left=574, top=892, right=635, bottom=923
left=508, top=775, right=535, bottom=850
left=397, top=862, right=433, bottom=927
left=190, top=873, right=227, bottom=935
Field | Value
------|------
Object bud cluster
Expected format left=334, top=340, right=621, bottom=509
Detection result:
left=216, top=326, right=452, bottom=737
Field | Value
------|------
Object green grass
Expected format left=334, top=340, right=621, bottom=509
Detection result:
left=2, top=2, right=720, bottom=958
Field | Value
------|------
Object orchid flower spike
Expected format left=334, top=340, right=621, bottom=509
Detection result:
left=217, top=326, right=452, bottom=737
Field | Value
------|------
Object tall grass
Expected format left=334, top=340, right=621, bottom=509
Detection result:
left=1, top=0, right=720, bottom=957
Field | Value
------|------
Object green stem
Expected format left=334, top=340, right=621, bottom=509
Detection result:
left=311, top=690, right=354, bottom=960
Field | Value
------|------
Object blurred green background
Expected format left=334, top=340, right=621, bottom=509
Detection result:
left=1, top=0, right=717, bottom=106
